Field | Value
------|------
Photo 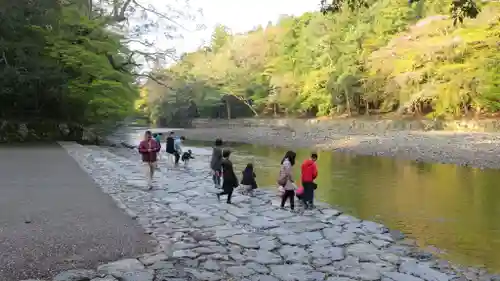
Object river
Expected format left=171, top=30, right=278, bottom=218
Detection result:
left=120, top=127, right=500, bottom=272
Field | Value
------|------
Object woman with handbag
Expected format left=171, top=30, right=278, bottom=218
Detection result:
left=278, top=150, right=297, bottom=210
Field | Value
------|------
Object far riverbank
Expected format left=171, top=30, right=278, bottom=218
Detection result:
left=173, top=118, right=500, bottom=169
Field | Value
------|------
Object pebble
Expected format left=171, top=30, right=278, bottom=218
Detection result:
left=35, top=142, right=493, bottom=281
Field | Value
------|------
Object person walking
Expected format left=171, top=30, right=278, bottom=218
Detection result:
left=152, top=133, right=162, bottom=164
left=153, top=133, right=161, bottom=143
left=300, top=152, right=318, bottom=209
left=165, top=131, right=175, bottom=165
left=173, top=136, right=185, bottom=165
left=210, top=138, right=224, bottom=188
left=138, top=130, right=161, bottom=189
left=278, top=150, right=297, bottom=210
left=217, top=150, right=238, bottom=204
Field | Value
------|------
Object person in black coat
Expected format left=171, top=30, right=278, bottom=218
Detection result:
left=240, top=163, right=258, bottom=196
left=210, top=138, right=224, bottom=188
left=217, top=150, right=238, bottom=204
left=165, top=131, right=176, bottom=164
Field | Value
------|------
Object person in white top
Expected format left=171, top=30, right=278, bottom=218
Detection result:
left=173, top=136, right=185, bottom=165
left=278, top=150, right=297, bottom=211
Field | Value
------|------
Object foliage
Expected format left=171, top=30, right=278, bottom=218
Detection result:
left=367, top=3, right=500, bottom=117
left=322, top=0, right=481, bottom=25
left=0, top=1, right=138, bottom=126
left=141, top=0, right=499, bottom=122
left=0, top=0, right=198, bottom=128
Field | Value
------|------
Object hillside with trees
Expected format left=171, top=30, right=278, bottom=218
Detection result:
left=139, top=0, right=499, bottom=126
left=0, top=0, right=197, bottom=140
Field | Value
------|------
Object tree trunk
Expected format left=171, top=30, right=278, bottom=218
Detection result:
left=474, top=104, right=481, bottom=119
left=226, top=101, right=231, bottom=119
left=242, top=100, right=259, bottom=117
left=344, top=86, right=351, bottom=116
left=228, top=94, right=259, bottom=117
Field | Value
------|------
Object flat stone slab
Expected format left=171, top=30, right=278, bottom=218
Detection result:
left=52, top=269, right=97, bottom=281
left=270, top=264, right=325, bottom=281
left=279, top=245, right=309, bottom=263
left=39, top=142, right=484, bottom=281
left=97, top=259, right=145, bottom=276
left=227, top=234, right=261, bottom=249
left=400, top=260, right=450, bottom=281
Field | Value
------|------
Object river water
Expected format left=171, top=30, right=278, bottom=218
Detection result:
left=121, top=128, right=500, bottom=272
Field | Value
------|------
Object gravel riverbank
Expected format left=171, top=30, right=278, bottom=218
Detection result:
left=176, top=127, right=500, bottom=169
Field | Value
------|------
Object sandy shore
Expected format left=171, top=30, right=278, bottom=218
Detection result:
left=176, top=126, right=500, bottom=169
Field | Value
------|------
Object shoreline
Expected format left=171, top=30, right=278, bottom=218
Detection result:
left=50, top=142, right=498, bottom=281
left=174, top=127, right=500, bottom=169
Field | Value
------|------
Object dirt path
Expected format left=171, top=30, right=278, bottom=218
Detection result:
left=0, top=144, right=155, bottom=280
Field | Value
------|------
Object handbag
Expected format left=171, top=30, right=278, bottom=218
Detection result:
left=278, top=186, right=285, bottom=196
left=277, top=176, right=287, bottom=187
left=296, top=185, right=304, bottom=195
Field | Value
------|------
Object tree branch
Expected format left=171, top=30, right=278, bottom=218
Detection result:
left=121, top=38, right=155, bottom=48
left=1, top=51, right=9, bottom=66
left=132, top=49, right=177, bottom=63
left=134, top=73, right=175, bottom=90
left=110, top=0, right=133, bottom=22
left=131, top=0, right=187, bottom=30
left=106, top=53, right=141, bottom=72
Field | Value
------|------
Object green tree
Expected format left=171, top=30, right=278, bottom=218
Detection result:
left=211, top=24, right=231, bottom=53
left=0, top=0, right=200, bottom=135
left=139, top=0, right=499, bottom=124
left=0, top=1, right=135, bottom=128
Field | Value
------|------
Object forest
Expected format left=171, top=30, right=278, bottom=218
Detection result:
left=138, top=0, right=500, bottom=126
left=0, top=0, right=196, bottom=130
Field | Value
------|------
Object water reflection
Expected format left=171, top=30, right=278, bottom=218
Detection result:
left=186, top=140, right=500, bottom=272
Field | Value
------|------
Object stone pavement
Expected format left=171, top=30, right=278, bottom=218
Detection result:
left=39, top=142, right=490, bottom=281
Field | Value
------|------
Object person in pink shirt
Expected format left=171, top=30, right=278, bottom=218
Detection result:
left=138, top=130, right=161, bottom=189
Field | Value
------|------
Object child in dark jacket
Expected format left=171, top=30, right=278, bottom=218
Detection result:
left=240, top=163, right=258, bottom=196
left=217, top=150, right=238, bottom=204
left=210, top=138, right=224, bottom=188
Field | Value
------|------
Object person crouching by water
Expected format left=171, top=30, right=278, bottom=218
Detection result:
left=138, top=130, right=161, bottom=190
left=165, top=131, right=175, bottom=165
left=279, top=150, right=297, bottom=211
left=210, top=138, right=223, bottom=189
left=181, top=149, right=195, bottom=165
left=217, top=150, right=238, bottom=204
left=240, top=163, right=258, bottom=196
left=301, top=152, right=318, bottom=209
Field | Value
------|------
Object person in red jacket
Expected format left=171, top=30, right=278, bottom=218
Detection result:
left=301, top=152, right=318, bottom=209
left=138, top=130, right=161, bottom=190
